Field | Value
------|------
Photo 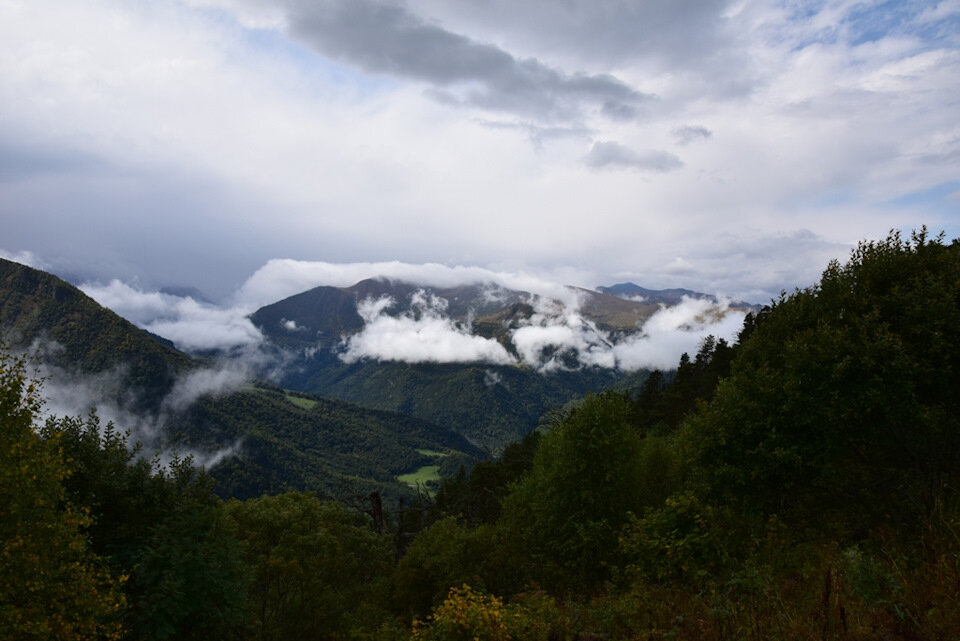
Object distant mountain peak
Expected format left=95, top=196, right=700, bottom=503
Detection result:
left=597, top=282, right=757, bottom=309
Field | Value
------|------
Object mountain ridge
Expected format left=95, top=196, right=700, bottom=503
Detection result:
left=0, top=258, right=482, bottom=499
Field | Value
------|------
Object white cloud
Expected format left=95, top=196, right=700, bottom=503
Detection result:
left=80, top=280, right=262, bottom=351
left=341, top=293, right=516, bottom=365
left=161, top=364, right=250, bottom=413
left=1, top=0, right=955, bottom=306
left=613, top=297, right=747, bottom=371
left=0, top=249, right=47, bottom=270
left=334, top=283, right=745, bottom=372
left=236, top=259, right=584, bottom=309
left=34, top=355, right=246, bottom=469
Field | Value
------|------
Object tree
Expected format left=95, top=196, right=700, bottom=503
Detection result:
left=0, top=346, right=125, bottom=640
left=686, top=229, right=960, bottom=537
left=226, top=492, right=394, bottom=640
left=500, top=392, right=648, bottom=592
left=44, top=411, right=247, bottom=641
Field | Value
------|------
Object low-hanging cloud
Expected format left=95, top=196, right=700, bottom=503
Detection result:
left=340, top=292, right=516, bottom=365
left=334, top=286, right=746, bottom=373
left=236, top=259, right=587, bottom=310
left=0, top=249, right=48, bottom=270
left=81, top=279, right=263, bottom=352
left=161, top=364, right=251, bottom=413
left=510, top=297, right=615, bottom=371
left=585, top=141, right=683, bottom=172
left=31, top=348, right=248, bottom=470
left=612, top=297, right=746, bottom=371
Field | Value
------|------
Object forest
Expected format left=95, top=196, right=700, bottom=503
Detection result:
left=2, top=230, right=959, bottom=640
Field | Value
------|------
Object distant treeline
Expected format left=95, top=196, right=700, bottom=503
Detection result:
left=3, top=229, right=959, bottom=640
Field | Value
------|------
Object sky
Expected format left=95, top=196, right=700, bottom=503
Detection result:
left=1, top=0, right=958, bottom=308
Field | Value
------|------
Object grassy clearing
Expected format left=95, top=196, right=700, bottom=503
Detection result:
left=285, top=392, right=318, bottom=410
left=398, top=465, right=442, bottom=488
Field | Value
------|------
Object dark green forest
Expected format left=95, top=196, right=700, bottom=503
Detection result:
left=3, top=230, right=960, bottom=639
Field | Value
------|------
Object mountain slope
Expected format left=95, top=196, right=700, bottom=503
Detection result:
left=251, top=279, right=656, bottom=451
left=0, top=257, right=194, bottom=408
left=277, top=349, right=644, bottom=451
left=597, top=282, right=758, bottom=309
left=0, top=258, right=481, bottom=499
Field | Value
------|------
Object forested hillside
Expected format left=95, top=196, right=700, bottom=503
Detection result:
left=3, top=230, right=958, bottom=640
left=0, top=257, right=193, bottom=409
left=252, top=278, right=656, bottom=451
left=0, top=259, right=483, bottom=501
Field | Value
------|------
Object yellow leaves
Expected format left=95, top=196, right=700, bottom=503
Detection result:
left=412, top=585, right=511, bottom=641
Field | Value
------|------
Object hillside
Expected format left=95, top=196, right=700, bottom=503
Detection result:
left=0, top=257, right=194, bottom=409
left=188, top=386, right=483, bottom=500
left=0, top=258, right=481, bottom=499
left=276, top=349, right=647, bottom=451
left=250, top=278, right=656, bottom=450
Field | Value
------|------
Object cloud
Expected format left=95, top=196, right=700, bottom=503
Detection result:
left=584, top=141, right=683, bottom=172
left=673, top=124, right=713, bottom=145
left=77, top=259, right=748, bottom=373
left=0, top=249, right=48, bottom=270
left=161, top=365, right=250, bottom=413
left=506, top=294, right=744, bottom=372
left=80, top=280, right=263, bottom=352
left=31, top=350, right=246, bottom=469
left=331, top=282, right=745, bottom=373
left=236, top=259, right=584, bottom=309
left=612, top=297, right=746, bottom=371
left=3, top=0, right=957, bottom=315
left=510, top=297, right=615, bottom=371
left=277, top=0, right=651, bottom=123
left=404, top=0, right=736, bottom=69
left=340, top=292, right=516, bottom=365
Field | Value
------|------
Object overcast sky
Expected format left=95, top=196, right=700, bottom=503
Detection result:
left=2, top=0, right=958, bottom=305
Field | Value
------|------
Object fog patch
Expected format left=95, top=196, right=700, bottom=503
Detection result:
left=161, top=364, right=250, bottom=413
left=23, top=343, right=251, bottom=471
left=511, top=296, right=615, bottom=371
left=483, top=369, right=503, bottom=387
left=0, top=248, right=48, bottom=270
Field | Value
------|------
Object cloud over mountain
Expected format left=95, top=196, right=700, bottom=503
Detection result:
left=81, top=260, right=747, bottom=373
left=80, top=280, right=262, bottom=352
left=340, top=292, right=516, bottom=365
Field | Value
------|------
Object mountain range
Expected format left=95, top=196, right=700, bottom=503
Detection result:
left=1, top=257, right=748, bottom=497
left=0, top=258, right=482, bottom=500
left=247, top=279, right=676, bottom=449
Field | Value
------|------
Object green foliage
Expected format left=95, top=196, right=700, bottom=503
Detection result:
left=412, top=585, right=576, bottom=641
left=500, top=392, right=648, bottom=592
left=630, top=333, right=736, bottom=435
left=280, top=349, right=632, bottom=452
left=687, top=229, right=960, bottom=536
left=430, top=430, right=540, bottom=526
left=0, top=258, right=193, bottom=409
left=0, top=347, right=125, bottom=641
left=412, top=585, right=510, bottom=641
left=127, top=458, right=247, bottom=640
left=194, top=386, right=483, bottom=501
left=44, top=412, right=247, bottom=641
left=394, top=517, right=498, bottom=618
left=226, top=493, right=394, bottom=640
